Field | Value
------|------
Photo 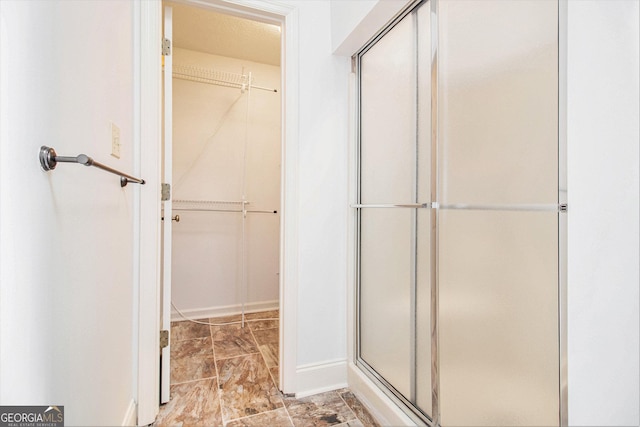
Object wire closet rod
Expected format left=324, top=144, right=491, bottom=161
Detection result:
left=173, top=207, right=277, bottom=214
left=173, top=64, right=278, bottom=93
left=173, top=199, right=245, bottom=205
left=39, top=146, right=145, bottom=187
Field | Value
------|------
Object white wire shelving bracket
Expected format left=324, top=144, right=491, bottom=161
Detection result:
left=172, top=64, right=278, bottom=93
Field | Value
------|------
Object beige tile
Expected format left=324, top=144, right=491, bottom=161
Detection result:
left=226, top=407, right=293, bottom=427
left=245, top=310, right=279, bottom=320
left=285, top=391, right=357, bottom=427
left=270, top=366, right=279, bottom=389
left=334, top=421, right=365, bottom=427
left=171, top=337, right=214, bottom=359
left=259, top=343, right=279, bottom=368
left=218, top=353, right=283, bottom=421
left=170, top=319, right=211, bottom=343
left=211, top=323, right=259, bottom=360
left=170, top=337, right=216, bottom=384
left=155, top=377, right=222, bottom=427
left=171, top=355, right=217, bottom=384
left=338, top=390, right=381, bottom=427
left=252, top=327, right=279, bottom=368
left=209, top=314, right=243, bottom=325
left=252, top=327, right=278, bottom=346
left=248, top=319, right=279, bottom=331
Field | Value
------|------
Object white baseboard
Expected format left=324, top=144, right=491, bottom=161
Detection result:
left=171, top=300, right=279, bottom=322
left=347, top=362, right=416, bottom=427
left=121, top=399, right=137, bottom=426
left=295, top=359, right=348, bottom=398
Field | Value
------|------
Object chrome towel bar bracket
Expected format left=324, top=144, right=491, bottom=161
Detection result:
left=39, top=146, right=145, bottom=187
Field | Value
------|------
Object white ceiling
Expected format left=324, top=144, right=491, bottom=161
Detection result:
left=166, top=2, right=281, bottom=66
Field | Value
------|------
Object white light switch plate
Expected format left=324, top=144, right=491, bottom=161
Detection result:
left=111, top=122, right=121, bottom=159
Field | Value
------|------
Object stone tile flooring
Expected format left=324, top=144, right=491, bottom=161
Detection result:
left=155, top=310, right=380, bottom=427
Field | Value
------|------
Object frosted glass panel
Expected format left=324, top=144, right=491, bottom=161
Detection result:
left=358, top=1, right=433, bottom=417
left=360, top=208, right=412, bottom=398
left=360, top=16, right=415, bottom=204
left=439, top=0, right=558, bottom=205
left=439, top=210, right=559, bottom=427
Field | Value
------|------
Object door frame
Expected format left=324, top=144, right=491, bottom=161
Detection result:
left=135, top=0, right=300, bottom=424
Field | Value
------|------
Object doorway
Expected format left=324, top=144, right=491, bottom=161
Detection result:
left=161, top=0, right=283, bottom=404
left=164, top=2, right=282, bottom=325
left=136, top=1, right=299, bottom=424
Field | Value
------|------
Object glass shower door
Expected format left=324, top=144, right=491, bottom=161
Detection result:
left=356, top=1, right=561, bottom=425
left=437, top=1, right=560, bottom=425
left=357, top=0, right=433, bottom=421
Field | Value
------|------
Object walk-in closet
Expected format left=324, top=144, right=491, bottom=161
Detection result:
left=165, top=2, right=282, bottom=323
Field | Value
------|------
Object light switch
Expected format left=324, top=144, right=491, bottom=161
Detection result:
left=111, top=122, right=121, bottom=159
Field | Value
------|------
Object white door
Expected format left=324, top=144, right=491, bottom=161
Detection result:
left=160, top=4, right=173, bottom=404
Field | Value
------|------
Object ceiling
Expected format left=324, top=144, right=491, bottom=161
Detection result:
left=166, top=2, right=281, bottom=66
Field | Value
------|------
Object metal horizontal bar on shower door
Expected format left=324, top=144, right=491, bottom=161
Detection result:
left=352, top=202, right=567, bottom=212
left=437, top=203, right=567, bottom=212
left=351, top=203, right=432, bottom=208
left=39, top=146, right=145, bottom=187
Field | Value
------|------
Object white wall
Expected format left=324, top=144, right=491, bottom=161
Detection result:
left=0, top=1, right=136, bottom=425
left=171, top=48, right=281, bottom=317
left=282, top=0, right=351, bottom=370
left=330, top=0, right=411, bottom=55
left=567, top=1, right=640, bottom=425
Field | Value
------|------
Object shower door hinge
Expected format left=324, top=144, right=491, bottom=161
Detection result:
left=161, top=183, right=171, bottom=201
left=162, top=38, right=171, bottom=56
left=160, top=330, right=169, bottom=349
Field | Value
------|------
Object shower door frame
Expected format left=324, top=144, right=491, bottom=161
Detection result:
left=352, top=1, right=438, bottom=425
left=349, top=0, right=568, bottom=425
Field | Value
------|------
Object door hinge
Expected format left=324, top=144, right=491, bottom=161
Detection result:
left=162, top=38, right=171, bottom=56
left=559, top=203, right=568, bottom=213
left=161, top=183, right=171, bottom=201
left=160, top=330, right=169, bottom=349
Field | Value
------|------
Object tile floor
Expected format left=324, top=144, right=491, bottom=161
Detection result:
left=155, top=310, right=380, bottom=427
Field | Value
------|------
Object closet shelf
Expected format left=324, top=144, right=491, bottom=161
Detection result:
left=173, top=64, right=277, bottom=93
left=173, top=199, right=247, bottom=206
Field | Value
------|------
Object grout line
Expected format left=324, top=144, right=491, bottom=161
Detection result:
left=281, top=394, right=296, bottom=427
left=247, top=326, right=280, bottom=392
left=170, top=375, right=217, bottom=387
left=225, top=407, right=286, bottom=426
left=248, top=326, right=269, bottom=367
left=214, top=351, right=262, bottom=362
left=337, top=389, right=362, bottom=425
left=248, top=319, right=296, bottom=427
left=209, top=323, right=226, bottom=426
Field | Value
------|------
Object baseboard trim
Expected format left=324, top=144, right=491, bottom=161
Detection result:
left=295, top=359, right=348, bottom=398
left=347, top=362, right=416, bottom=427
left=121, top=398, right=137, bottom=426
left=171, top=300, right=279, bottom=322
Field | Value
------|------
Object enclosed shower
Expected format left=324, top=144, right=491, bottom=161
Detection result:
left=353, top=0, right=564, bottom=426
left=167, top=8, right=282, bottom=325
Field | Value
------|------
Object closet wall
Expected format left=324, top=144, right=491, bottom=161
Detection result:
left=171, top=47, right=281, bottom=317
